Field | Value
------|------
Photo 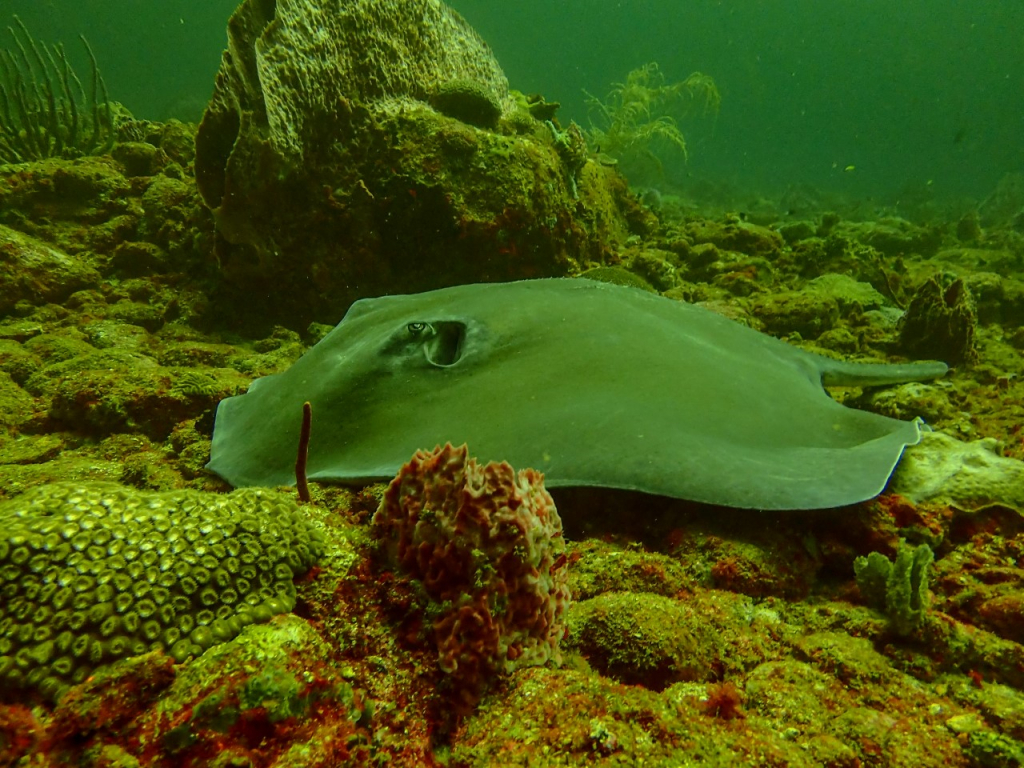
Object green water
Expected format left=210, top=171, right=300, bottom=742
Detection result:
left=5, top=0, right=1022, bottom=201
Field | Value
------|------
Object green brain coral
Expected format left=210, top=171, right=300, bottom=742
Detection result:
left=0, top=482, right=323, bottom=702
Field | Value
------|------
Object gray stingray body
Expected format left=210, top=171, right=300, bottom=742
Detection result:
left=208, top=278, right=947, bottom=510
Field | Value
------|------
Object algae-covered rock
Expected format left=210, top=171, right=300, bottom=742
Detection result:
left=848, top=217, right=943, bottom=258
left=193, top=0, right=640, bottom=327
left=578, top=266, right=655, bottom=293
left=565, top=592, right=720, bottom=690
left=748, top=289, right=840, bottom=339
left=686, top=216, right=784, bottom=259
left=0, top=372, right=36, bottom=430
left=41, top=616, right=368, bottom=766
left=890, top=431, right=1024, bottom=512
left=965, top=270, right=1024, bottom=327
left=805, top=273, right=888, bottom=312
left=142, top=617, right=366, bottom=755
left=22, top=349, right=246, bottom=441
left=0, top=225, right=102, bottom=315
left=744, top=660, right=845, bottom=726
left=861, top=381, right=957, bottom=424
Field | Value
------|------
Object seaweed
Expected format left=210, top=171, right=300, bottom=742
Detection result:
left=584, top=62, right=719, bottom=183
left=0, top=16, right=115, bottom=164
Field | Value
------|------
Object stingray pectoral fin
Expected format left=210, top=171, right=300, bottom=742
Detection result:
left=819, top=359, right=948, bottom=388
left=749, top=416, right=925, bottom=510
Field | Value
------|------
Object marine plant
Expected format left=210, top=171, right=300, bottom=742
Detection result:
left=0, top=16, right=115, bottom=164
left=584, top=62, right=719, bottom=182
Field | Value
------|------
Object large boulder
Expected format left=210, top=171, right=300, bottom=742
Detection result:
left=195, top=0, right=645, bottom=327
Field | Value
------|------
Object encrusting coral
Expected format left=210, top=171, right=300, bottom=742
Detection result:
left=0, top=482, right=323, bottom=702
left=372, top=442, right=570, bottom=713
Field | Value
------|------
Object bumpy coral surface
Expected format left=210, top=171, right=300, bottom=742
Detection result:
left=372, top=442, right=570, bottom=712
left=0, top=482, right=323, bottom=702
left=891, top=431, right=1024, bottom=512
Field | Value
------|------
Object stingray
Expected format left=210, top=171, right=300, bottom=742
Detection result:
left=207, top=278, right=947, bottom=510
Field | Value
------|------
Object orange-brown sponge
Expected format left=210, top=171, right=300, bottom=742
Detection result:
left=372, top=442, right=570, bottom=712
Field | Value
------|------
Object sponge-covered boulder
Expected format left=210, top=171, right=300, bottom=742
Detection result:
left=193, top=0, right=642, bottom=327
left=0, top=482, right=323, bottom=702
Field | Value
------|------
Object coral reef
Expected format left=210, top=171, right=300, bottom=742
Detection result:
left=3, top=33, right=1024, bottom=761
left=0, top=482, right=323, bottom=702
left=372, top=442, right=570, bottom=713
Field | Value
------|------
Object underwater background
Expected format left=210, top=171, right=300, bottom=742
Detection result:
left=4, top=0, right=1024, bottom=765
left=7, top=0, right=1024, bottom=200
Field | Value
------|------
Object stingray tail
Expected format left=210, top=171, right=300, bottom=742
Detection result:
left=819, top=359, right=948, bottom=388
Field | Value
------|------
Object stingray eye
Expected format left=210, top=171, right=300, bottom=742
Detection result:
left=407, top=322, right=429, bottom=335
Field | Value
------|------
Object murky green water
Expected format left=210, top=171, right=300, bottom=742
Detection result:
left=5, top=1, right=1022, bottom=202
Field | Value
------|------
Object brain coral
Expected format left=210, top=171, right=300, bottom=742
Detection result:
left=0, top=482, right=322, bottom=702
left=372, top=442, right=570, bottom=713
